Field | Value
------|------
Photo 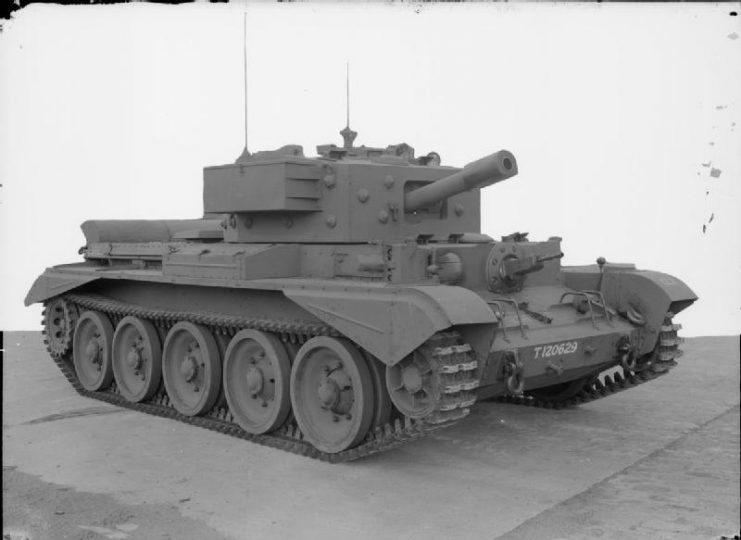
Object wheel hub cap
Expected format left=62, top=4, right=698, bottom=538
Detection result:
left=85, top=340, right=100, bottom=365
left=126, top=348, right=142, bottom=370
left=402, top=366, right=423, bottom=393
left=245, top=365, right=264, bottom=395
left=180, top=355, right=198, bottom=382
left=318, top=377, right=340, bottom=409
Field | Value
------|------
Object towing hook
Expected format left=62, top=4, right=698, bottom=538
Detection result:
left=502, top=352, right=524, bottom=395
left=617, top=337, right=637, bottom=372
left=619, top=349, right=637, bottom=372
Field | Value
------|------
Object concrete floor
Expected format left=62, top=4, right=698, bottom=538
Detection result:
left=2, top=332, right=739, bottom=540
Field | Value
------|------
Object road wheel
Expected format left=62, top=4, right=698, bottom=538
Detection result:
left=290, top=337, right=374, bottom=453
left=72, top=311, right=115, bottom=391
left=112, top=316, right=162, bottom=403
left=223, top=329, right=291, bottom=434
left=162, top=322, right=221, bottom=416
left=364, top=352, right=393, bottom=430
left=211, top=331, right=231, bottom=409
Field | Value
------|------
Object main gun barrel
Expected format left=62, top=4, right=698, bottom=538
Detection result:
left=404, top=150, right=518, bottom=213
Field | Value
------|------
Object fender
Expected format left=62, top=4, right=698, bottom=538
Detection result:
left=284, top=284, right=497, bottom=366
left=563, top=265, right=697, bottom=355
left=24, top=265, right=100, bottom=306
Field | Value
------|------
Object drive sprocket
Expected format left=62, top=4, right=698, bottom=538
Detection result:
left=42, top=297, right=78, bottom=359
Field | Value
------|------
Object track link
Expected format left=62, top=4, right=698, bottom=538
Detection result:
left=496, top=315, right=684, bottom=409
left=414, top=332, right=480, bottom=425
left=43, top=294, right=478, bottom=462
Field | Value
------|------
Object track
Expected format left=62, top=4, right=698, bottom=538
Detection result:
left=42, top=294, right=683, bottom=460
left=43, top=294, right=478, bottom=463
left=496, top=316, right=683, bottom=409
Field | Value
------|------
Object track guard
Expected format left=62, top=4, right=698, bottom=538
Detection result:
left=563, top=265, right=697, bottom=356
left=24, top=267, right=99, bottom=306
left=284, top=284, right=496, bottom=366
left=603, top=270, right=696, bottom=355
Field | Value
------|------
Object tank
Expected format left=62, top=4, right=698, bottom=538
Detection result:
left=26, top=125, right=697, bottom=462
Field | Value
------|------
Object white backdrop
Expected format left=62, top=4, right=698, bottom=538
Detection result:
left=1, top=3, right=739, bottom=336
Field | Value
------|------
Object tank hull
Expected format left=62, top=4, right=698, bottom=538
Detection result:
left=24, top=142, right=696, bottom=460
left=28, top=242, right=694, bottom=406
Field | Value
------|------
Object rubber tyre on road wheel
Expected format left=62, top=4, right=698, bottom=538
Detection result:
left=112, top=316, right=162, bottom=403
left=73, top=311, right=115, bottom=391
left=162, top=322, right=222, bottom=417
left=290, top=337, right=374, bottom=454
left=223, top=329, right=292, bottom=434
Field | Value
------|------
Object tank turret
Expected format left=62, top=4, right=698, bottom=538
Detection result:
left=203, top=129, right=519, bottom=244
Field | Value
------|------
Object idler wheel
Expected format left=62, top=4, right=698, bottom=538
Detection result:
left=385, top=347, right=440, bottom=419
left=162, top=322, right=221, bottom=417
left=43, top=297, right=78, bottom=359
left=112, top=316, right=162, bottom=403
left=290, top=337, right=374, bottom=453
left=72, top=311, right=115, bottom=391
left=223, top=329, right=291, bottom=434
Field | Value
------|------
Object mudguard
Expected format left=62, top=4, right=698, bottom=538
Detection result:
left=25, top=266, right=100, bottom=306
left=284, top=284, right=497, bottom=366
left=563, top=265, right=697, bottom=355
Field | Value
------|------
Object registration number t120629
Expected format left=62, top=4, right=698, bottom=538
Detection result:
left=534, top=341, right=578, bottom=359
